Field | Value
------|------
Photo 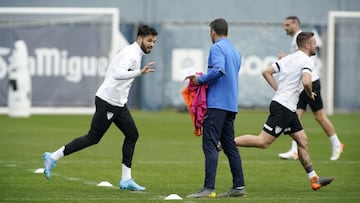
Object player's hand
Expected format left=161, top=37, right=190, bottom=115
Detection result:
left=310, top=92, right=317, bottom=100
left=141, top=61, right=156, bottom=75
left=278, top=51, right=286, bottom=59
left=184, top=75, right=200, bottom=85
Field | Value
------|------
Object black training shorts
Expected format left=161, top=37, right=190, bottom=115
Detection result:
left=263, top=101, right=303, bottom=137
left=297, top=79, right=323, bottom=112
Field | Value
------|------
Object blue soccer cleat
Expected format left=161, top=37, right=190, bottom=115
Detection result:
left=119, top=178, right=146, bottom=191
left=43, top=152, right=56, bottom=180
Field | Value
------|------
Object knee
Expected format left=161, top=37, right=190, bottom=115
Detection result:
left=314, top=112, right=327, bottom=123
left=257, top=132, right=275, bottom=149
left=129, top=132, right=139, bottom=141
left=87, top=131, right=102, bottom=145
left=315, top=115, right=323, bottom=123
left=258, top=141, right=270, bottom=149
left=251, top=137, right=271, bottom=149
left=205, top=151, right=218, bottom=162
left=124, top=131, right=139, bottom=143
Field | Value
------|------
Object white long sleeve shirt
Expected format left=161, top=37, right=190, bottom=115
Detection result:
left=96, top=42, right=144, bottom=107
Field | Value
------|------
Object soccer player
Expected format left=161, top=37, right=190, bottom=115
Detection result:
left=235, top=32, right=334, bottom=191
left=278, top=16, right=344, bottom=161
left=186, top=18, right=246, bottom=198
left=42, top=25, right=158, bottom=191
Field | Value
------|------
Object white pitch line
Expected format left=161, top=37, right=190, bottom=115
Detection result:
left=0, top=160, right=118, bottom=189
left=136, top=160, right=360, bottom=164
left=1, top=195, right=359, bottom=202
left=1, top=160, right=360, bottom=201
left=4, top=159, right=360, bottom=164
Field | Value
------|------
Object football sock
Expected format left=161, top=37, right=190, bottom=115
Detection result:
left=329, top=134, right=341, bottom=148
left=307, top=170, right=317, bottom=179
left=121, top=163, right=132, bottom=180
left=290, top=140, right=298, bottom=153
left=51, top=146, right=65, bottom=161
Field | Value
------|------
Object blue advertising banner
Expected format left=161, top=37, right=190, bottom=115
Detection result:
left=0, top=24, right=111, bottom=107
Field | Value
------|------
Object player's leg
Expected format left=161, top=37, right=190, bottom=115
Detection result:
left=62, top=97, right=112, bottom=155
left=291, top=130, right=310, bottom=168
left=114, top=106, right=145, bottom=191
left=236, top=101, right=284, bottom=149
left=43, top=96, right=112, bottom=179
left=218, top=112, right=246, bottom=198
left=310, top=80, right=344, bottom=160
left=188, top=109, right=223, bottom=198
left=289, top=112, right=334, bottom=191
left=291, top=130, right=334, bottom=190
left=235, top=130, right=276, bottom=149
left=312, top=109, right=344, bottom=160
left=278, top=91, right=307, bottom=160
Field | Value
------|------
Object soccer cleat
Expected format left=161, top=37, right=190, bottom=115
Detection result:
left=310, top=176, right=334, bottom=191
left=187, top=188, right=216, bottom=198
left=217, top=187, right=246, bottom=198
left=278, top=150, right=298, bottom=160
left=330, top=143, right=345, bottom=161
left=43, top=152, right=56, bottom=180
left=119, top=178, right=146, bottom=191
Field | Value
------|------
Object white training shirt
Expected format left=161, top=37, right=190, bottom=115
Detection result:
left=291, top=30, right=320, bottom=81
left=271, top=50, right=314, bottom=112
left=96, top=42, right=143, bottom=107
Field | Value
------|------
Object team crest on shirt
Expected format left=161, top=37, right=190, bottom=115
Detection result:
left=107, top=112, right=114, bottom=120
left=275, top=126, right=282, bottom=134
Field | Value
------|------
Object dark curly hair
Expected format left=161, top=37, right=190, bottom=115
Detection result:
left=137, top=24, right=158, bottom=37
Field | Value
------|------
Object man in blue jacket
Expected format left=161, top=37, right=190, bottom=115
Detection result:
left=186, top=18, right=246, bottom=198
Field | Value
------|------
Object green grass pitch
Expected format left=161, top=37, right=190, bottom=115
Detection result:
left=0, top=110, right=359, bottom=202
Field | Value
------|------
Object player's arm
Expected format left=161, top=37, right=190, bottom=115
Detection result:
left=113, top=58, right=141, bottom=79
left=113, top=59, right=155, bottom=80
left=302, top=72, right=315, bottom=100
left=196, top=45, right=226, bottom=85
left=262, top=65, right=278, bottom=91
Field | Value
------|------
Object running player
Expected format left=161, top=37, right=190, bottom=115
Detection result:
left=278, top=16, right=344, bottom=161
left=235, top=32, right=334, bottom=191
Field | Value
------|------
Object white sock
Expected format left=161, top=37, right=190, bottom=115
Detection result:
left=121, top=164, right=132, bottom=180
left=307, top=170, right=317, bottom=179
left=50, top=146, right=65, bottom=161
left=290, top=140, right=298, bottom=153
left=329, top=134, right=341, bottom=148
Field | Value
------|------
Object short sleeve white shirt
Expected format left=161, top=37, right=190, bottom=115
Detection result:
left=271, top=50, right=314, bottom=111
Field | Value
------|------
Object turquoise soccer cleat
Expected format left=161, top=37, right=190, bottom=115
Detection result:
left=43, top=152, right=56, bottom=180
left=119, top=178, right=146, bottom=191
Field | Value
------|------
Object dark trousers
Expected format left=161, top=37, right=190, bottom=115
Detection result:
left=202, top=108, right=245, bottom=189
left=64, top=96, right=139, bottom=168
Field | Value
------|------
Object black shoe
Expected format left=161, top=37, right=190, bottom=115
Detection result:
left=218, top=187, right=246, bottom=198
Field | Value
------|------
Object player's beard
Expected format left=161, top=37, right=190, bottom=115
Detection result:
left=310, top=47, right=316, bottom=56
left=140, top=41, right=152, bottom=54
left=285, top=28, right=293, bottom=36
